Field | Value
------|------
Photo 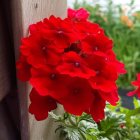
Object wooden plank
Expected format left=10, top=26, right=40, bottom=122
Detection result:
left=11, top=0, right=67, bottom=140
left=29, top=105, right=64, bottom=140
left=0, top=1, right=20, bottom=139
left=0, top=0, right=16, bottom=101
left=0, top=101, right=20, bottom=140
left=0, top=15, right=10, bottom=100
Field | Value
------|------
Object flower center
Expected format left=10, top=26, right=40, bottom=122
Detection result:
left=98, top=31, right=101, bottom=34
left=42, top=46, right=46, bottom=51
left=94, top=46, right=98, bottom=51
left=41, top=42, right=48, bottom=52
left=57, top=30, right=63, bottom=34
left=96, top=70, right=100, bottom=75
left=73, top=88, right=80, bottom=94
left=86, top=32, right=90, bottom=36
left=50, top=73, right=57, bottom=80
left=74, top=62, right=80, bottom=67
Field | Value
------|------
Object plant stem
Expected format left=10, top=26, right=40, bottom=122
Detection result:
left=68, top=115, right=77, bottom=127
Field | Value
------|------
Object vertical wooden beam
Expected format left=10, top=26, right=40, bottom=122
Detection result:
left=11, top=0, right=67, bottom=140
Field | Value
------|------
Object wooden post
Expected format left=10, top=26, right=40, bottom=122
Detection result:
left=11, top=0, right=67, bottom=140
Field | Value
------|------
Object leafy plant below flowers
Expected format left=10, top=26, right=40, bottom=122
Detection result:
left=50, top=99, right=140, bottom=140
left=73, top=0, right=140, bottom=89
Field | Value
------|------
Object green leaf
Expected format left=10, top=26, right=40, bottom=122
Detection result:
left=133, top=97, right=140, bottom=108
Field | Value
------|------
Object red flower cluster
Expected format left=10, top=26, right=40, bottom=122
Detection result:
left=128, top=73, right=140, bottom=98
left=16, top=8, right=126, bottom=122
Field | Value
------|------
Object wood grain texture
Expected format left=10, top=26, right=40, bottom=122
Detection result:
left=0, top=102, right=18, bottom=140
left=0, top=19, right=10, bottom=100
left=11, top=0, right=67, bottom=140
left=0, top=1, right=16, bottom=101
left=29, top=104, right=64, bottom=140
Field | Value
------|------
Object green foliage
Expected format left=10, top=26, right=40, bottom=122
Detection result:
left=50, top=100, right=140, bottom=140
left=73, top=0, right=140, bottom=89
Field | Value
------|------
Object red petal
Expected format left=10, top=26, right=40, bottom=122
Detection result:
left=29, top=88, right=57, bottom=121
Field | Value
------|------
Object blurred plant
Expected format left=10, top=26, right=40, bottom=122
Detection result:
left=133, top=11, right=140, bottom=22
left=73, top=0, right=140, bottom=89
left=50, top=98, right=140, bottom=140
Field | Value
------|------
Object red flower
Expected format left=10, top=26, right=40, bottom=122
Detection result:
left=42, top=16, right=80, bottom=47
left=74, top=21, right=104, bottom=39
left=120, top=123, right=126, bottom=129
left=16, top=8, right=126, bottom=122
left=106, top=50, right=127, bottom=74
left=30, top=66, right=69, bottom=99
left=16, top=55, right=31, bottom=81
left=29, top=88, right=57, bottom=121
left=59, top=77, right=94, bottom=115
left=86, top=92, right=106, bottom=122
left=81, top=53, right=117, bottom=92
left=99, top=90, right=119, bottom=106
left=20, top=34, right=62, bottom=68
left=57, top=52, right=96, bottom=79
left=128, top=73, right=140, bottom=98
left=81, top=35, right=113, bottom=54
left=68, top=8, right=89, bottom=22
